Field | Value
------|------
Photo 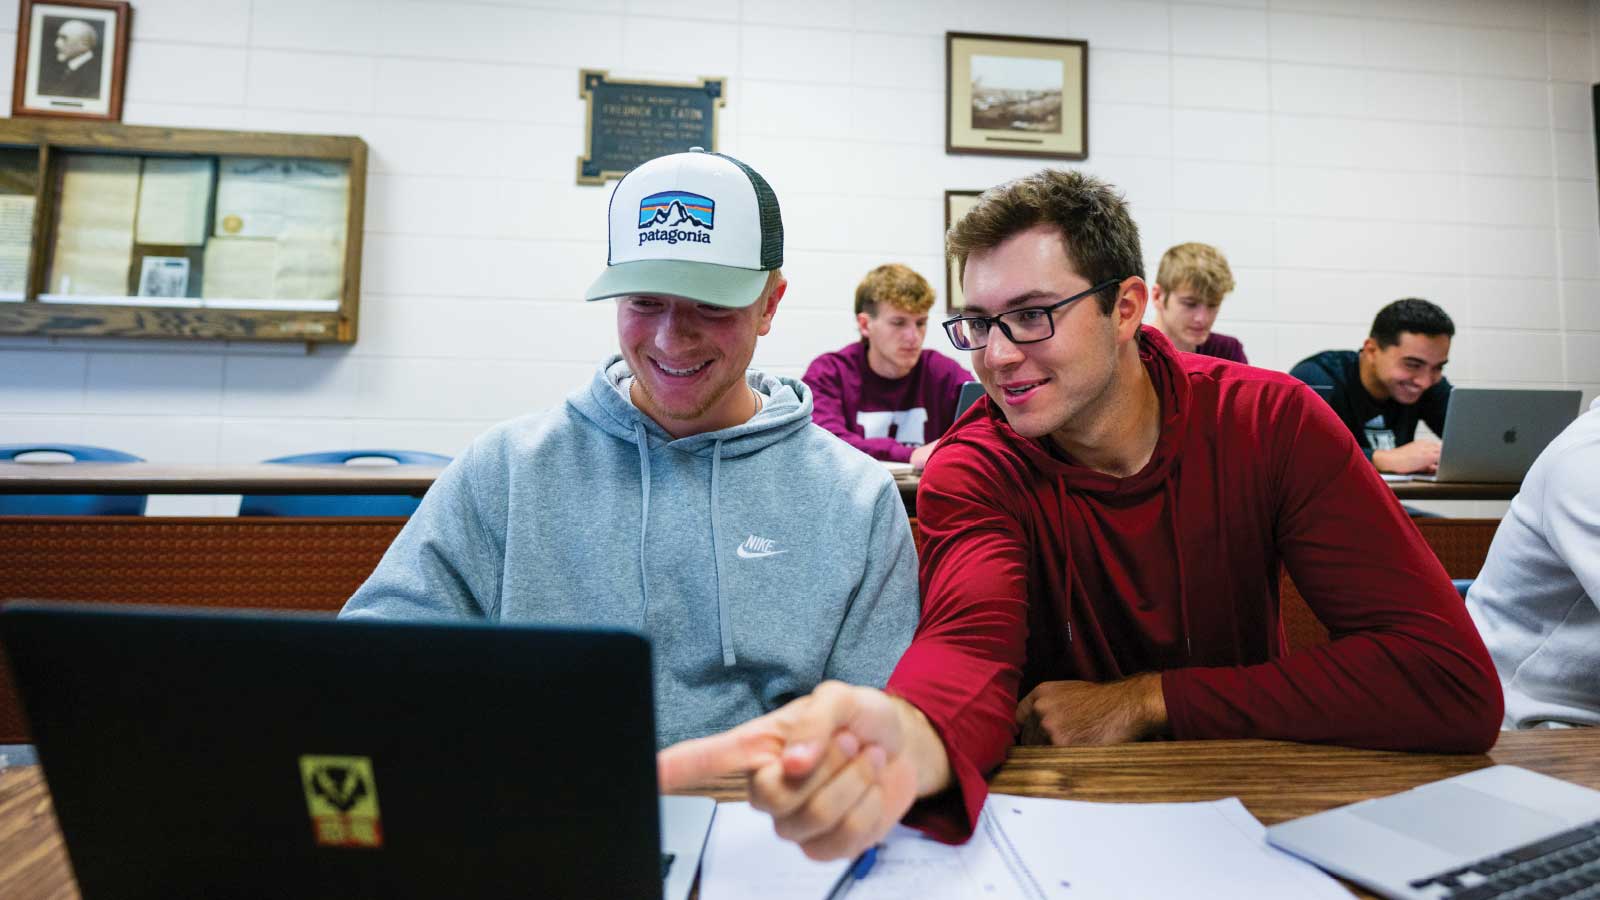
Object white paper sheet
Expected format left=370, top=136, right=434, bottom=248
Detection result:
left=0, top=194, right=35, bottom=296
left=49, top=154, right=138, bottom=296
left=273, top=236, right=344, bottom=300
left=214, top=157, right=346, bottom=240
left=135, top=157, right=214, bottom=246
left=202, top=237, right=277, bottom=301
left=212, top=157, right=347, bottom=299
left=993, top=795, right=1351, bottom=900
left=700, top=795, right=1350, bottom=900
left=700, top=801, right=1043, bottom=900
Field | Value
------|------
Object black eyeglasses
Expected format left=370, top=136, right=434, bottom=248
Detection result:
left=942, top=279, right=1121, bottom=351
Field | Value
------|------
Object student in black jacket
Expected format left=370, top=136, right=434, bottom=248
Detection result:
left=1290, top=299, right=1453, bottom=475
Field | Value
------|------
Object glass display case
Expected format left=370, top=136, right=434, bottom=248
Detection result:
left=0, top=119, right=366, bottom=343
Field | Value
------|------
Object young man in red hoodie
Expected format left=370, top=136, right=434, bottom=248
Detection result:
left=658, top=170, right=1503, bottom=859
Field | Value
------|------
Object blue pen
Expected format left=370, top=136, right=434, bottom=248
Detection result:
left=822, top=844, right=882, bottom=900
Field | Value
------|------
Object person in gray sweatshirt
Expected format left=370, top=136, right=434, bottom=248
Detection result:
left=341, top=149, right=920, bottom=748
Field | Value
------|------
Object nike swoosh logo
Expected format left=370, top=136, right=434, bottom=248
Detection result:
left=735, top=546, right=789, bottom=559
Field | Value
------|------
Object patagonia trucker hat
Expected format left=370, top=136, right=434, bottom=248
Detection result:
left=584, top=148, right=783, bottom=309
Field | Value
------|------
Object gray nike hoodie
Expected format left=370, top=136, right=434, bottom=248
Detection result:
left=342, top=356, right=920, bottom=746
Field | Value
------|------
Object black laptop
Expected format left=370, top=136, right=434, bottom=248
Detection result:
left=0, top=603, right=714, bottom=899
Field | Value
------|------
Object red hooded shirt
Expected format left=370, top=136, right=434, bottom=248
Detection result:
left=887, top=326, right=1502, bottom=840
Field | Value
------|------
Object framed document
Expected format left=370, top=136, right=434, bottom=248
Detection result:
left=946, top=32, right=1087, bottom=160
left=11, top=0, right=132, bottom=121
left=944, top=190, right=982, bottom=313
left=577, top=70, right=726, bottom=185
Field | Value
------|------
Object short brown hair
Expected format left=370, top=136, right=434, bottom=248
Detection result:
left=945, top=170, right=1143, bottom=315
left=1155, top=243, right=1235, bottom=303
left=854, top=263, right=935, bottom=317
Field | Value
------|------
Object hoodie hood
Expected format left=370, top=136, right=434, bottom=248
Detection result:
left=565, top=355, right=817, bottom=669
left=945, top=324, right=1199, bottom=661
left=959, top=325, right=1192, bottom=499
left=569, top=355, right=814, bottom=457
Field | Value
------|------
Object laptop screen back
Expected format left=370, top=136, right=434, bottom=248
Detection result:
left=1434, top=389, right=1581, bottom=482
left=1, top=604, right=664, bottom=899
left=955, top=381, right=986, bottom=419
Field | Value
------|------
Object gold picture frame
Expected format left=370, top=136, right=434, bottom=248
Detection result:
left=944, top=190, right=982, bottom=314
left=946, top=32, right=1087, bottom=160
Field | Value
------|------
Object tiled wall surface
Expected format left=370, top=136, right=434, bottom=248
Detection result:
left=1, top=0, right=1596, bottom=517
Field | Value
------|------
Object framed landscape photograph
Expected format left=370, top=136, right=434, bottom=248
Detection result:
left=946, top=32, right=1087, bottom=160
left=944, top=190, right=982, bottom=313
left=11, top=0, right=132, bottom=121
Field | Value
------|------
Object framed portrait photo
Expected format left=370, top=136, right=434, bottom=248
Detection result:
left=12, top=0, right=132, bottom=121
left=944, top=190, right=981, bottom=313
left=946, top=32, right=1087, bottom=160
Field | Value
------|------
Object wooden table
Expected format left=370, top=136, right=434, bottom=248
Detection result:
left=0, top=463, right=1516, bottom=514
left=4, top=730, right=1595, bottom=899
left=0, top=463, right=445, bottom=497
left=1386, top=480, right=1519, bottom=501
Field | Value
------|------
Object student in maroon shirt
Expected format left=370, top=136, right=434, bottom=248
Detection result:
left=658, top=170, right=1501, bottom=858
left=1149, top=242, right=1248, bottom=363
left=803, top=264, right=973, bottom=469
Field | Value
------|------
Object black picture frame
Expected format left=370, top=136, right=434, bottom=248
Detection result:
left=946, top=31, right=1088, bottom=160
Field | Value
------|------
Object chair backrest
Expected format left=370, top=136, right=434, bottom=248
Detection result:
left=238, top=449, right=452, bottom=517
left=0, top=444, right=147, bottom=516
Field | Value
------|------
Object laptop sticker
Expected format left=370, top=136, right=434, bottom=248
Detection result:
left=300, top=754, right=384, bottom=848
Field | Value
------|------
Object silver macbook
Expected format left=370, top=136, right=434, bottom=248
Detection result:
left=1412, top=388, right=1581, bottom=483
left=1267, top=765, right=1600, bottom=899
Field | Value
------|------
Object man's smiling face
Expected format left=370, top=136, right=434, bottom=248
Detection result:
left=616, top=281, right=780, bottom=437
left=961, top=224, right=1122, bottom=442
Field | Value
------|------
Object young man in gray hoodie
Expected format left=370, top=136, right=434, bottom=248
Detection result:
left=341, top=149, right=920, bottom=748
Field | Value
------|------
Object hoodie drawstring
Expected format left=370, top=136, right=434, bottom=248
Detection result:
left=710, top=438, right=737, bottom=667
left=634, top=423, right=653, bottom=629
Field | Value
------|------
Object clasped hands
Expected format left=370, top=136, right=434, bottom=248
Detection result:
left=656, top=674, right=1168, bottom=862
left=656, top=681, right=934, bottom=861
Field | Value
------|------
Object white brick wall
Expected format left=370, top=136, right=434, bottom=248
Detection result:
left=1, top=0, right=1597, bottom=520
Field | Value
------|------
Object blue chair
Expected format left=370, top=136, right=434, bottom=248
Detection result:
left=1452, top=578, right=1474, bottom=600
left=0, top=444, right=147, bottom=516
left=238, top=449, right=451, bottom=517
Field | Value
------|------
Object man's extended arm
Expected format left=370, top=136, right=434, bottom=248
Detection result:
left=879, top=446, right=1033, bottom=839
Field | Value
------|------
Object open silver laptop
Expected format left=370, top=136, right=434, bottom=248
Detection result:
left=1267, top=766, right=1600, bottom=899
left=1412, top=388, right=1581, bottom=483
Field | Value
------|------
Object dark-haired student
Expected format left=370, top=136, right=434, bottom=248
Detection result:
left=1289, top=299, right=1454, bottom=476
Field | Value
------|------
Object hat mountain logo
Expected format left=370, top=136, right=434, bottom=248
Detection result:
left=637, top=191, right=715, bottom=247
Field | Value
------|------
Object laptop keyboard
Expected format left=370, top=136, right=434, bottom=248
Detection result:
left=1407, top=819, right=1600, bottom=899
